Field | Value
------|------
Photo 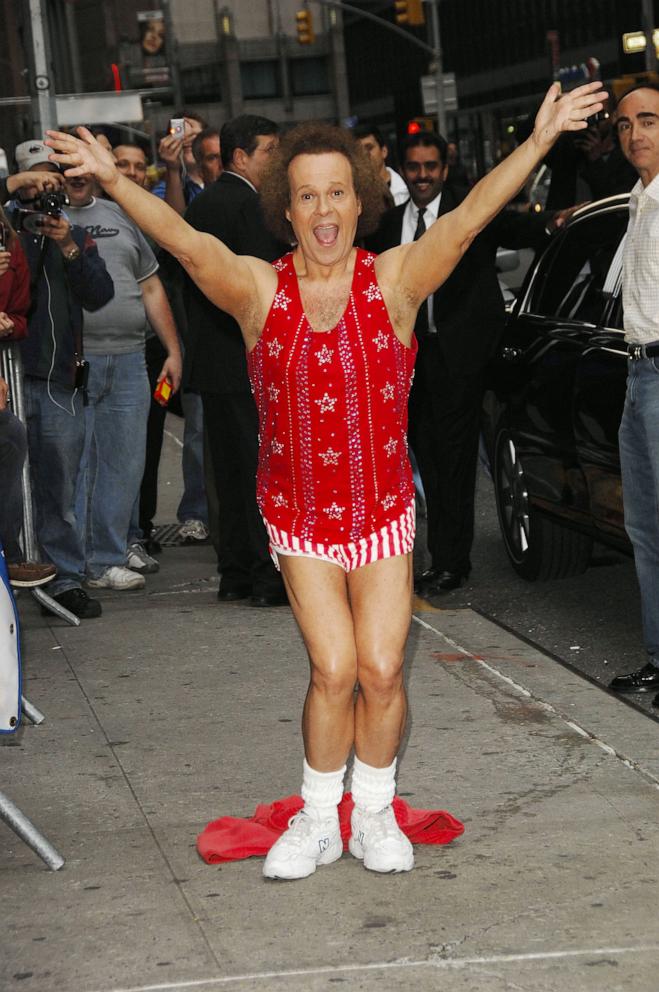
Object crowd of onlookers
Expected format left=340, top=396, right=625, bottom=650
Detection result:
left=0, top=96, right=637, bottom=622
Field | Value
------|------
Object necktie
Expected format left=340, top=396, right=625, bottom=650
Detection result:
left=413, top=207, right=430, bottom=336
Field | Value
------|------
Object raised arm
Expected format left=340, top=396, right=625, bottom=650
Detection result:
left=45, top=128, right=275, bottom=335
left=376, top=81, right=607, bottom=321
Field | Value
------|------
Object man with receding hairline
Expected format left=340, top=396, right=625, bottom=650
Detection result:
left=608, top=83, right=659, bottom=709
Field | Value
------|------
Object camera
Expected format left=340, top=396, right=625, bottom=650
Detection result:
left=169, top=118, right=185, bottom=140
left=74, top=357, right=89, bottom=391
left=15, top=189, right=70, bottom=235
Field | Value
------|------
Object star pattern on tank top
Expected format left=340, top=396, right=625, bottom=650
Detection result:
left=325, top=502, right=345, bottom=520
left=271, top=438, right=284, bottom=455
left=273, top=290, right=291, bottom=311
left=272, top=492, right=289, bottom=507
left=315, top=392, right=337, bottom=414
left=315, top=344, right=333, bottom=365
left=384, top=437, right=398, bottom=457
left=373, top=330, right=389, bottom=351
left=381, top=382, right=395, bottom=401
left=382, top=494, right=397, bottom=510
left=272, top=258, right=287, bottom=271
left=319, top=447, right=341, bottom=466
left=268, top=384, right=280, bottom=402
left=363, top=282, right=382, bottom=302
left=267, top=338, right=283, bottom=359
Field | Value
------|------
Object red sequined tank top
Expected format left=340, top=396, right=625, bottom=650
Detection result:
left=247, top=248, right=417, bottom=545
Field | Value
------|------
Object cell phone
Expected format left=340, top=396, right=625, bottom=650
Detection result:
left=169, top=118, right=185, bottom=140
left=153, top=378, right=172, bottom=406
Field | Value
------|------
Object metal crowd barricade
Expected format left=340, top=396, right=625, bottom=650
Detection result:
left=0, top=342, right=79, bottom=626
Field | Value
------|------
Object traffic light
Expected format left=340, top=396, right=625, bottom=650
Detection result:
left=394, top=0, right=424, bottom=26
left=407, top=116, right=435, bottom=134
left=296, top=8, right=315, bottom=45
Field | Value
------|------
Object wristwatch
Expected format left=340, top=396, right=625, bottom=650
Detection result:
left=63, top=244, right=81, bottom=262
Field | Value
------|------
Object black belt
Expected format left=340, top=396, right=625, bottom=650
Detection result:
left=627, top=343, right=659, bottom=359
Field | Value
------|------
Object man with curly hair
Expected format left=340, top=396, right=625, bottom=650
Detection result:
left=47, top=78, right=606, bottom=880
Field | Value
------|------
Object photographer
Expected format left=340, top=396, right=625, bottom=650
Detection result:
left=7, top=140, right=114, bottom=618
left=152, top=111, right=207, bottom=216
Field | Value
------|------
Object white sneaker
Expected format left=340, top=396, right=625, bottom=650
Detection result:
left=88, top=566, right=146, bottom=591
left=349, top=805, right=414, bottom=873
left=263, top=810, right=343, bottom=880
left=126, top=542, right=160, bottom=574
left=179, top=519, right=209, bottom=541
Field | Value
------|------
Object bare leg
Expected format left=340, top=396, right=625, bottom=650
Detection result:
left=278, top=555, right=358, bottom=771
left=349, top=552, right=413, bottom=767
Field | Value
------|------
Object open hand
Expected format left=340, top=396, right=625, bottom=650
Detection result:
left=533, top=81, right=608, bottom=151
left=6, top=171, right=64, bottom=197
left=158, top=133, right=184, bottom=170
left=45, top=127, right=119, bottom=188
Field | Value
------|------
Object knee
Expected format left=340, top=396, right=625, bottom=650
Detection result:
left=0, top=413, right=27, bottom=468
left=357, top=654, right=404, bottom=702
left=309, top=657, right=357, bottom=700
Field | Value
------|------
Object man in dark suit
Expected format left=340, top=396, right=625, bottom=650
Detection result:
left=184, top=115, right=288, bottom=606
left=367, top=131, right=552, bottom=594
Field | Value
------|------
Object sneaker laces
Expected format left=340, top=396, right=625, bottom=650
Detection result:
left=363, top=806, right=403, bottom=847
left=279, top=810, right=335, bottom=850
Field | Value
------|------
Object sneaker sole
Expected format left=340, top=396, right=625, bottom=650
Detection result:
left=263, top=838, right=343, bottom=880
left=348, top=837, right=414, bottom=873
left=10, top=576, right=56, bottom=588
left=87, top=579, right=145, bottom=590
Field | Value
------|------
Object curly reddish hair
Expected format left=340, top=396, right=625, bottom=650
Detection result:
left=260, top=121, right=388, bottom=244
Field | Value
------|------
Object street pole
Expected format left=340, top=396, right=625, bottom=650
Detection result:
left=28, top=0, right=58, bottom=135
left=428, top=0, right=446, bottom=135
left=641, top=0, right=656, bottom=73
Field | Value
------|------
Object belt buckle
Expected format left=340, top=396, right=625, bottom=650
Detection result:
left=632, top=345, right=643, bottom=360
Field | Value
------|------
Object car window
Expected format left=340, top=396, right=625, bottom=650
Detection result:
left=524, top=210, right=628, bottom=325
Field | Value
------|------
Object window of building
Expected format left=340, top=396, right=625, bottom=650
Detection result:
left=241, top=61, right=280, bottom=99
left=181, top=64, right=222, bottom=103
left=290, top=57, right=330, bottom=97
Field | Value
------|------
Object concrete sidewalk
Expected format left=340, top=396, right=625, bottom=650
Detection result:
left=2, top=425, right=658, bottom=992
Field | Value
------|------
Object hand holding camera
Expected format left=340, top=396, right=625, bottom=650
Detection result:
left=158, top=130, right=184, bottom=170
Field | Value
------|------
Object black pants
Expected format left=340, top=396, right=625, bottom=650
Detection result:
left=409, top=337, right=484, bottom=575
left=0, top=408, right=27, bottom=561
left=201, top=390, right=283, bottom=597
left=138, top=335, right=168, bottom=538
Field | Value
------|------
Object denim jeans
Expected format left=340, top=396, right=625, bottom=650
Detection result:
left=177, top=390, right=208, bottom=524
left=77, top=352, right=150, bottom=577
left=618, top=353, right=659, bottom=670
left=0, top=409, right=27, bottom=562
left=23, top=377, right=87, bottom=594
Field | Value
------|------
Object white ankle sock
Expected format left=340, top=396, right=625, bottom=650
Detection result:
left=301, top=759, right=345, bottom=821
left=351, top=756, right=397, bottom=813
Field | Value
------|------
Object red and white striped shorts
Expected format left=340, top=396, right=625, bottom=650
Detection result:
left=265, top=502, right=416, bottom=573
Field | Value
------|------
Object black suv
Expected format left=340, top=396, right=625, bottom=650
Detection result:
left=482, top=194, right=631, bottom=581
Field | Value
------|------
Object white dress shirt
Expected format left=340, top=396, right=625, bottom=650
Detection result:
left=387, top=167, right=410, bottom=207
left=401, top=192, right=442, bottom=333
left=623, top=174, right=659, bottom=345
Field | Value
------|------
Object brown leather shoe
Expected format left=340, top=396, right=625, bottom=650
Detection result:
left=8, top=561, right=57, bottom=588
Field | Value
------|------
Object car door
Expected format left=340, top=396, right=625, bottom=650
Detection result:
left=572, top=215, right=629, bottom=547
left=497, top=205, right=629, bottom=528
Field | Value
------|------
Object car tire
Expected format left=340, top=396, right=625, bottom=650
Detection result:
left=494, top=429, right=593, bottom=581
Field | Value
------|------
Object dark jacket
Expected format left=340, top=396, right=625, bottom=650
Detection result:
left=366, top=186, right=550, bottom=375
left=12, top=221, right=114, bottom=388
left=183, top=172, right=288, bottom=394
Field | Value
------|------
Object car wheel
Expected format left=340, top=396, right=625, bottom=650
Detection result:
left=494, top=429, right=592, bottom=581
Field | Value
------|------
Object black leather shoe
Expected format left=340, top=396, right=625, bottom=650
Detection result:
left=414, top=567, right=438, bottom=593
left=217, top=584, right=251, bottom=602
left=609, top=662, right=659, bottom=694
left=41, top=587, right=102, bottom=619
left=425, top=568, right=471, bottom=593
left=250, top=592, right=288, bottom=608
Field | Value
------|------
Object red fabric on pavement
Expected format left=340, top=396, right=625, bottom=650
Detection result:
left=197, top=792, right=464, bottom=864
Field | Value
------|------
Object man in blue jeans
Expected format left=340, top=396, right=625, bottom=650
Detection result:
left=66, top=172, right=182, bottom=591
left=609, top=83, right=659, bottom=710
left=9, top=141, right=114, bottom=618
